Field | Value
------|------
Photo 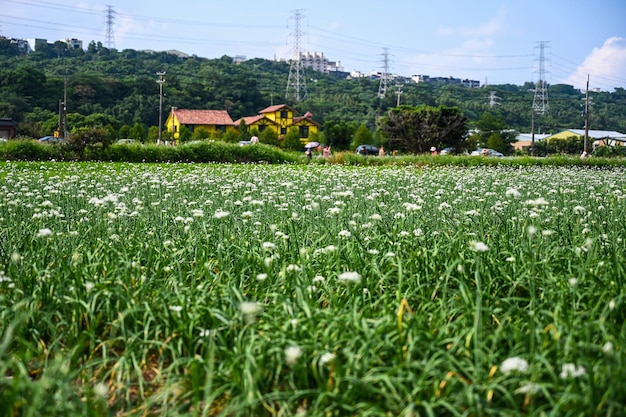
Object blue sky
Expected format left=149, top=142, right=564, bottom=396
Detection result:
left=2, top=0, right=626, bottom=91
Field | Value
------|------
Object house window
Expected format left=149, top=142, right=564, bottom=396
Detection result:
left=281, top=127, right=287, bottom=135
left=299, top=125, right=309, bottom=138
left=259, top=124, right=267, bottom=132
left=280, top=110, right=288, bottom=119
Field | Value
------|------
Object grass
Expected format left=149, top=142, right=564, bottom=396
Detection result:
left=0, top=161, right=625, bottom=416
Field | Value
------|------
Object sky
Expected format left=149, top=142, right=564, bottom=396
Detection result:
left=2, top=0, right=626, bottom=91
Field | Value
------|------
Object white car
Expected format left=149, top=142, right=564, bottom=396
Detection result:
left=471, top=148, right=504, bottom=157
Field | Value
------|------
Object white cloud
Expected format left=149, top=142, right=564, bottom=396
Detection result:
left=561, top=37, right=626, bottom=91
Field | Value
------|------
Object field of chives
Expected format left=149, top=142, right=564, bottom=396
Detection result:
left=0, top=161, right=625, bottom=416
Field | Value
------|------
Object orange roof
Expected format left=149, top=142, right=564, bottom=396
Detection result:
left=173, top=109, right=234, bottom=125
left=293, top=111, right=321, bottom=127
left=234, top=115, right=268, bottom=126
left=259, top=104, right=296, bottom=114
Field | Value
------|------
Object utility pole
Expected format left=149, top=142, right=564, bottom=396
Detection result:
left=157, top=71, right=166, bottom=144
left=378, top=48, right=391, bottom=99
left=530, top=108, right=535, bottom=156
left=584, top=74, right=590, bottom=154
left=285, top=9, right=307, bottom=103
left=63, top=77, right=68, bottom=138
left=395, top=83, right=403, bottom=106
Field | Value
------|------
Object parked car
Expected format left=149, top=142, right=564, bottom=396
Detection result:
left=117, top=139, right=136, bottom=144
left=38, top=136, right=65, bottom=144
left=238, top=140, right=251, bottom=146
left=471, top=148, right=504, bottom=157
left=440, top=147, right=464, bottom=155
left=356, top=144, right=379, bottom=156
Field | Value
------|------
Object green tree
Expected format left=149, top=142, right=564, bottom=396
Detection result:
left=473, top=111, right=517, bottom=154
left=259, top=128, right=279, bottom=147
left=129, top=122, right=146, bottom=142
left=378, top=105, right=467, bottom=154
left=282, top=127, right=302, bottom=151
left=351, top=124, right=373, bottom=149
left=323, top=120, right=356, bottom=151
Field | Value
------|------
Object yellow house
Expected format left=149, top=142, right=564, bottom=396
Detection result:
left=544, top=129, right=626, bottom=147
left=236, top=104, right=320, bottom=142
left=165, top=108, right=234, bottom=137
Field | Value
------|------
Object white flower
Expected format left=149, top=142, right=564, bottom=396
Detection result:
left=469, top=240, right=489, bottom=252
left=168, top=305, right=183, bottom=312
left=262, top=241, right=275, bottom=251
left=505, top=188, right=522, bottom=198
left=500, top=357, right=529, bottom=374
left=527, top=226, right=537, bottom=236
left=338, top=230, right=352, bottom=239
left=506, top=256, right=516, bottom=262
left=312, top=275, right=325, bottom=283
left=368, top=249, right=380, bottom=255
left=320, top=352, right=336, bottom=365
left=369, top=213, right=382, bottom=221
left=573, top=205, right=586, bottom=214
left=191, top=209, right=204, bottom=217
left=338, top=271, right=361, bottom=284
left=199, top=329, right=214, bottom=337
left=515, top=383, right=540, bottom=394
left=240, top=301, right=262, bottom=323
left=402, top=202, right=422, bottom=211
left=93, top=382, right=108, bottom=398
left=559, top=363, right=586, bottom=379
left=213, top=209, right=230, bottom=219
left=602, top=341, right=614, bottom=354
left=37, top=228, right=53, bottom=238
left=256, top=273, right=268, bottom=281
left=568, top=278, right=578, bottom=288
left=285, top=345, right=303, bottom=367
left=525, top=197, right=549, bottom=207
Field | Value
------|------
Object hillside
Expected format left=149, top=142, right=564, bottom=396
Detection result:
left=1, top=40, right=626, bottom=141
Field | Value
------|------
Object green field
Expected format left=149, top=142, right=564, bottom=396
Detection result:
left=1, top=162, right=625, bottom=416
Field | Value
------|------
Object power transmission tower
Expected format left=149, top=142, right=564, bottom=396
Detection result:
left=532, top=41, right=549, bottom=115
left=378, top=48, right=391, bottom=99
left=285, top=9, right=307, bottom=103
left=157, top=71, right=166, bottom=144
left=488, top=91, right=501, bottom=108
left=105, top=5, right=116, bottom=49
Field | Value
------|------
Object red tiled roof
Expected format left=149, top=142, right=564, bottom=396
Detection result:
left=173, top=109, right=234, bottom=125
left=234, top=115, right=267, bottom=126
left=293, top=111, right=321, bottom=127
left=259, top=104, right=295, bottom=114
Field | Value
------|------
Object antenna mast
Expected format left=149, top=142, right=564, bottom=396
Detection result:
left=285, top=9, right=307, bottom=103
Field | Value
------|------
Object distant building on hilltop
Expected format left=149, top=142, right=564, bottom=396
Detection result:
left=412, top=74, right=480, bottom=88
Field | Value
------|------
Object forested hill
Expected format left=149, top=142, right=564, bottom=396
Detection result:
left=1, top=39, right=626, bottom=138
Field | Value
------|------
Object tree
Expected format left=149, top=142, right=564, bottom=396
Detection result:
left=378, top=105, right=467, bottom=153
left=129, top=122, right=146, bottom=142
left=473, top=111, right=517, bottom=154
left=323, top=120, right=356, bottom=151
left=67, top=126, right=111, bottom=159
left=351, top=124, right=374, bottom=149
left=282, top=127, right=302, bottom=151
left=259, top=128, right=279, bottom=147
